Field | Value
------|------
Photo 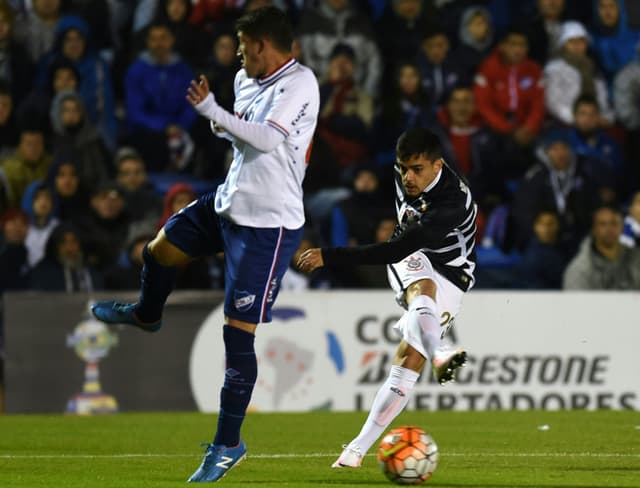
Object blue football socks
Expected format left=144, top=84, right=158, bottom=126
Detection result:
left=135, top=244, right=176, bottom=323
left=213, top=325, right=257, bottom=447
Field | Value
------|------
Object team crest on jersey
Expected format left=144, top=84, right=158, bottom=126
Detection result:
left=405, top=256, right=424, bottom=271
left=234, top=290, right=256, bottom=311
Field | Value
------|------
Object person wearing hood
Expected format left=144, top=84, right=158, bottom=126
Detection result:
left=124, top=20, right=196, bottom=172
left=35, top=14, right=118, bottom=150
left=544, top=20, right=615, bottom=126
left=452, top=6, right=495, bottom=82
left=50, top=89, right=112, bottom=192
left=590, top=0, right=640, bottom=86
left=29, top=221, right=104, bottom=291
left=563, top=205, right=640, bottom=289
left=297, top=0, right=382, bottom=98
left=510, top=129, right=602, bottom=252
left=20, top=179, right=59, bottom=267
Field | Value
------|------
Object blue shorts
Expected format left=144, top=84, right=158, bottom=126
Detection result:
left=164, top=192, right=303, bottom=323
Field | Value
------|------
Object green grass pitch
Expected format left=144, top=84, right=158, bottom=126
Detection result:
left=1, top=410, right=638, bottom=487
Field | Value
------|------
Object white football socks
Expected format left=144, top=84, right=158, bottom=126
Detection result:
left=409, top=294, right=441, bottom=361
left=347, top=365, right=419, bottom=455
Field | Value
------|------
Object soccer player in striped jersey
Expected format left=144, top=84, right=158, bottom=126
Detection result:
left=298, top=127, right=477, bottom=468
left=91, top=7, right=319, bottom=482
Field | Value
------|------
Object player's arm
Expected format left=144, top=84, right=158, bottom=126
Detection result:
left=298, top=223, right=427, bottom=272
left=187, top=74, right=285, bottom=152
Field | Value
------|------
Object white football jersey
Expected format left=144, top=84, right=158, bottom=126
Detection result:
left=214, top=59, right=320, bottom=228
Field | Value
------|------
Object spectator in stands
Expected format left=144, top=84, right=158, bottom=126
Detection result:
left=20, top=180, right=59, bottom=267
left=567, top=94, right=626, bottom=194
left=156, top=181, right=196, bottom=229
left=0, top=3, right=34, bottom=102
left=298, top=0, right=382, bottom=98
left=563, top=205, right=640, bottom=289
left=544, top=20, right=615, bottom=127
left=431, top=85, right=504, bottom=213
left=30, top=222, right=104, bottom=291
left=375, top=0, right=428, bottom=69
left=125, top=21, right=196, bottom=172
left=0, top=81, right=18, bottom=160
left=45, top=155, right=88, bottom=223
left=515, top=209, right=568, bottom=289
left=511, top=129, right=602, bottom=252
left=328, top=164, right=386, bottom=248
left=523, top=0, right=568, bottom=66
left=1, top=125, right=52, bottom=208
left=375, top=61, right=431, bottom=165
left=194, top=30, right=239, bottom=180
left=64, top=0, right=116, bottom=57
left=17, top=57, right=80, bottom=133
left=281, top=227, right=333, bottom=290
left=49, top=90, right=112, bottom=193
left=0, top=208, right=29, bottom=291
left=416, top=28, right=466, bottom=114
left=317, top=43, right=373, bottom=168
left=590, top=0, right=640, bottom=87
left=474, top=27, right=545, bottom=176
left=75, top=181, right=131, bottom=271
left=621, top=191, right=640, bottom=247
left=35, top=15, right=118, bottom=150
left=452, top=5, right=495, bottom=83
left=114, top=147, right=162, bottom=225
left=13, top=0, right=61, bottom=64
left=147, top=0, right=209, bottom=69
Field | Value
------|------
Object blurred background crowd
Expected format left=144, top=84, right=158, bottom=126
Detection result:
left=0, top=0, right=639, bottom=295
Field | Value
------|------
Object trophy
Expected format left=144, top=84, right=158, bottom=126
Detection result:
left=65, top=316, right=119, bottom=415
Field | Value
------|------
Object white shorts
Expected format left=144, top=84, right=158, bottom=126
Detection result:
left=387, top=252, right=464, bottom=351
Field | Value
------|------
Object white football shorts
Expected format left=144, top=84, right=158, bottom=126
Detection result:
left=386, top=251, right=464, bottom=353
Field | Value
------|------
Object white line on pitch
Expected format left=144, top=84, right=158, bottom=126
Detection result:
left=0, top=452, right=638, bottom=459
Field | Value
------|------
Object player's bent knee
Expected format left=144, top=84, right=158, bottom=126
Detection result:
left=406, top=279, right=437, bottom=303
left=148, top=230, right=192, bottom=266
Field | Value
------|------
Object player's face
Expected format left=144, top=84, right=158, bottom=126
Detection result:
left=237, top=32, right=263, bottom=78
left=397, top=154, right=443, bottom=198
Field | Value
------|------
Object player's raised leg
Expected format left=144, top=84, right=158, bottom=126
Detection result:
left=91, top=229, right=186, bottom=331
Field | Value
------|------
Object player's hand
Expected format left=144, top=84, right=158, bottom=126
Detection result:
left=297, top=248, right=324, bottom=273
left=187, top=74, right=215, bottom=108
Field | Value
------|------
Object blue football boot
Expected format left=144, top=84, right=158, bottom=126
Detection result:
left=187, top=441, right=247, bottom=483
left=91, top=301, right=161, bottom=332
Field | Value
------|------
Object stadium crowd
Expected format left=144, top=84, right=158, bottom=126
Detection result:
left=0, top=0, right=639, bottom=296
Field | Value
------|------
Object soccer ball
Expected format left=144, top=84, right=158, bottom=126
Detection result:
left=377, top=426, right=439, bottom=485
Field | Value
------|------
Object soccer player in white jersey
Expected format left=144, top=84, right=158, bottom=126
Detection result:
left=91, top=7, right=319, bottom=482
left=299, top=127, right=477, bottom=468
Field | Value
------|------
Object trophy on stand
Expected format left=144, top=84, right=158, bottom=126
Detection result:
left=66, top=315, right=119, bottom=415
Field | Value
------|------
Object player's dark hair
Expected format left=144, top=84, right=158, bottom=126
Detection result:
left=396, top=127, right=442, bottom=162
left=573, top=93, right=599, bottom=113
left=235, top=6, right=293, bottom=53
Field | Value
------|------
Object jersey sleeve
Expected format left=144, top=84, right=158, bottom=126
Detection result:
left=263, top=71, right=319, bottom=138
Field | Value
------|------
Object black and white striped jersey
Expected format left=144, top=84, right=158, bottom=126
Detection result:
left=392, top=161, right=477, bottom=291
left=322, top=161, right=477, bottom=292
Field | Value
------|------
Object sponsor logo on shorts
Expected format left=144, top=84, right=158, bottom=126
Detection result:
left=405, top=256, right=424, bottom=271
left=266, top=278, right=278, bottom=303
left=234, top=290, right=256, bottom=311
